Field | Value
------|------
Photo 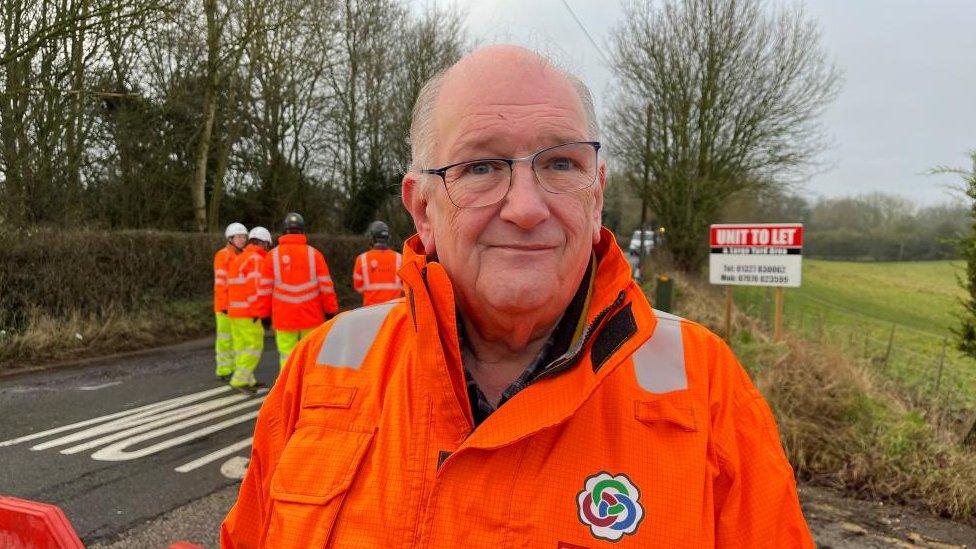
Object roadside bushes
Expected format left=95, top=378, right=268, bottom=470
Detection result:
left=0, top=230, right=370, bottom=333
left=669, top=274, right=976, bottom=522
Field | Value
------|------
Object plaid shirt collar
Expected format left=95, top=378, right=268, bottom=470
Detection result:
left=459, top=256, right=595, bottom=427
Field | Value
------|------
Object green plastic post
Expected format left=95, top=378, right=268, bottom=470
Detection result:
left=655, top=275, right=674, bottom=312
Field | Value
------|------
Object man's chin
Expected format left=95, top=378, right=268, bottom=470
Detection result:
left=480, top=283, right=558, bottom=316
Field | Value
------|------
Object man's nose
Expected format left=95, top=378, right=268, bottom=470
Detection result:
left=499, top=162, right=550, bottom=229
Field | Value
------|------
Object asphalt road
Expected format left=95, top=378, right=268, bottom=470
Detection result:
left=0, top=335, right=279, bottom=545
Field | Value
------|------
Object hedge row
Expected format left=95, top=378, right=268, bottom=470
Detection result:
left=0, top=230, right=371, bottom=331
left=804, top=228, right=958, bottom=261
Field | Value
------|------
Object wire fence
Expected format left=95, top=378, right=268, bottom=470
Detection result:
left=732, top=286, right=976, bottom=439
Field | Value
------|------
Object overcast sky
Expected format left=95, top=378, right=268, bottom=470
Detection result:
left=408, top=0, right=976, bottom=206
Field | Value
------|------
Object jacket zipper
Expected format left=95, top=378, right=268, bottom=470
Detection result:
left=532, top=290, right=627, bottom=383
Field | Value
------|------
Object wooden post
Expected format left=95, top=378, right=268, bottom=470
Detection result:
left=764, top=288, right=772, bottom=326
left=882, top=324, right=896, bottom=369
left=933, top=339, right=948, bottom=395
left=962, top=413, right=976, bottom=447
left=724, top=286, right=733, bottom=341
left=773, top=287, right=784, bottom=341
left=930, top=340, right=948, bottom=419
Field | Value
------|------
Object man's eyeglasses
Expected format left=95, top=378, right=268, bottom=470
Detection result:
left=419, top=141, right=601, bottom=208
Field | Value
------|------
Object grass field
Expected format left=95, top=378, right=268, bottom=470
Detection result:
left=732, top=259, right=975, bottom=407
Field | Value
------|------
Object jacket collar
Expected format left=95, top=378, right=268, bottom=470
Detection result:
left=243, top=244, right=267, bottom=257
left=398, top=228, right=658, bottom=448
left=278, top=234, right=307, bottom=245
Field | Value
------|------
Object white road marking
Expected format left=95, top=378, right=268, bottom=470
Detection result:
left=91, top=410, right=261, bottom=461
left=0, top=386, right=232, bottom=448
left=175, top=438, right=253, bottom=473
left=3, top=383, right=268, bottom=474
left=32, top=391, right=254, bottom=452
left=220, top=456, right=250, bottom=480
left=59, top=395, right=265, bottom=455
left=77, top=382, right=122, bottom=391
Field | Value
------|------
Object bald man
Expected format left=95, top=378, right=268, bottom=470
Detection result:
left=221, top=45, right=813, bottom=548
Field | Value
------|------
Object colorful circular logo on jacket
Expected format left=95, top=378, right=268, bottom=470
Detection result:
left=577, top=472, right=644, bottom=541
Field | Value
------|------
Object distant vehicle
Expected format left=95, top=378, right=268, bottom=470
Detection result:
left=628, top=230, right=655, bottom=255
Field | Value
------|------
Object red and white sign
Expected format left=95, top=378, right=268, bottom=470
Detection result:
left=709, top=223, right=803, bottom=287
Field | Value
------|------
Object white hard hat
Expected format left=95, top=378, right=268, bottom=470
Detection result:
left=224, top=222, right=248, bottom=239
left=248, top=226, right=272, bottom=244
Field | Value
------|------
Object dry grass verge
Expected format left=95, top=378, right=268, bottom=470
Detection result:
left=0, top=300, right=213, bottom=372
left=666, top=274, right=976, bottom=523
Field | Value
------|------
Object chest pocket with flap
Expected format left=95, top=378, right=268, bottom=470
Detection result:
left=267, top=399, right=374, bottom=547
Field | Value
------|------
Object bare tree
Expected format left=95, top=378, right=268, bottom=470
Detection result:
left=189, top=0, right=265, bottom=232
left=0, top=0, right=173, bottom=226
left=378, top=4, right=465, bottom=237
left=0, top=0, right=467, bottom=232
left=608, top=0, right=841, bottom=272
left=237, top=0, right=336, bottom=225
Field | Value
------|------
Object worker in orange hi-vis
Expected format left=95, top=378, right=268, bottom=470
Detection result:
left=213, top=222, right=247, bottom=380
left=259, top=212, right=339, bottom=368
left=352, top=220, right=403, bottom=306
left=222, top=46, right=813, bottom=548
left=226, top=226, right=272, bottom=393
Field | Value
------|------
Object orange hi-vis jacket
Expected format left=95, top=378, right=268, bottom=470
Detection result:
left=213, top=244, right=239, bottom=313
left=352, top=247, right=403, bottom=306
left=258, top=234, right=338, bottom=331
left=227, top=244, right=270, bottom=319
left=222, top=228, right=813, bottom=548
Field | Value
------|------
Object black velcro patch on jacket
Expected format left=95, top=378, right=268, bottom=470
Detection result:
left=591, top=302, right=637, bottom=373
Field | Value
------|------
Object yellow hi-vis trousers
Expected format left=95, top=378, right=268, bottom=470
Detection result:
left=229, top=317, right=264, bottom=388
left=214, top=313, right=235, bottom=377
left=274, top=328, right=316, bottom=368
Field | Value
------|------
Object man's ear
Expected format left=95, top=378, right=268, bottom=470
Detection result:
left=592, top=162, right=607, bottom=245
left=402, top=173, right=436, bottom=254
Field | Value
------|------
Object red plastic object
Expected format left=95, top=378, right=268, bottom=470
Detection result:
left=168, top=543, right=205, bottom=549
left=0, top=495, right=84, bottom=549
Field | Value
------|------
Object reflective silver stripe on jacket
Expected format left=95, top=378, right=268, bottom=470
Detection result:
left=316, top=301, right=397, bottom=369
left=633, top=309, right=687, bottom=394
left=363, top=282, right=400, bottom=290
left=360, top=254, right=370, bottom=287
left=272, top=292, right=319, bottom=304
left=273, top=246, right=319, bottom=293
left=360, top=252, right=403, bottom=291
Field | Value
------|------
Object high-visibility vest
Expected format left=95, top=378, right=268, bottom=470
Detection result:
left=222, top=228, right=813, bottom=548
left=352, top=247, right=403, bottom=306
left=226, top=245, right=270, bottom=319
left=259, top=234, right=338, bottom=331
left=213, top=244, right=238, bottom=313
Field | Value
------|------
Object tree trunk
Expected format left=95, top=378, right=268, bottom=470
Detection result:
left=1, top=3, right=27, bottom=226
left=192, top=85, right=217, bottom=232
left=65, top=0, right=88, bottom=219
left=208, top=71, right=243, bottom=232
left=192, top=0, right=221, bottom=232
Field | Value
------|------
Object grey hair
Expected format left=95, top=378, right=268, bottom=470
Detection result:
left=408, top=68, right=450, bottom=176
left=407, top=56, right=600, bottom=193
